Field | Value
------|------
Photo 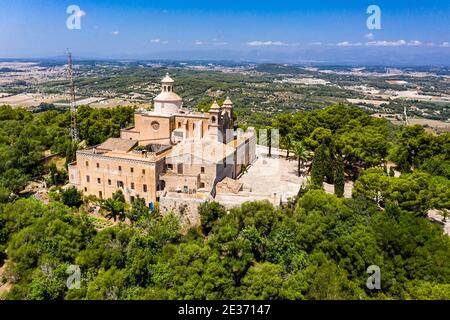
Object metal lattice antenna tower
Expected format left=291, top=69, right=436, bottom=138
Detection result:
left=403, top=105, right=409, bottom=125
left=67, top=50, right=79, bottom=142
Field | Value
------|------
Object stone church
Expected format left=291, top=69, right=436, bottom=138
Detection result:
left=69, top=73, right=256, bottom=208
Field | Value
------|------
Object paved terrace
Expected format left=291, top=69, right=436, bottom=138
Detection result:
left=236, top=145, right=354, bottom=203
left=237, top=145, right=308, bottom=203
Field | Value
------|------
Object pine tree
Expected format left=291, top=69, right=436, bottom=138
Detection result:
left=334, top=155, right=345, bottom=197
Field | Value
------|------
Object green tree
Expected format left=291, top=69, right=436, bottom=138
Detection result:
left=127, top=196, right=149, bottom=225
left=334, top=155, right=345, bottom=198
left=292, top=141, right=311, bottom=177
left=240, top=263, right=284, bottom=299
left=389, top=125, right=435, bottom=172
left=354, top=168, right=389, bottom=206
left=61, top=186, right=83, bottom=208
left=199, top=201, right=227, bottom=236
left=310, top=144, right=327, bottom=189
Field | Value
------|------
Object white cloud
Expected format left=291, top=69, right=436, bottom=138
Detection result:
left=246, top=40, right=286, bottom=46
left=407, top=40, right=422, bottom=46
left=440, top=42, right=450, bottom=47
left=194, top=40, right=205, bottom=45
left=308, top=42, right=322, bottom=46
left=365, top=40, right=406, bottom=47
left=337, top=41, right=362, bottom=47
left=365, top=33, right=374, bottom=40
left=111, top=31, right=119, bottom=36
left=151, top=39, right=168, bottom=44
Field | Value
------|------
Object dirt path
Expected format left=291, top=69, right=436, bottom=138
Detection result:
left=0, top=260, right=12, bottom=298
left=428, top=210, right=450, bottom=236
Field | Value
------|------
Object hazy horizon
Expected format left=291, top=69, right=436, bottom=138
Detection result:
left=1, top=1, right=449, bottom=66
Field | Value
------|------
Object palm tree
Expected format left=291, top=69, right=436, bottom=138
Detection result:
left=282, top=133, right=294, bottom=159
left=100, top=198, right=126, bottom=222
left=292, top=141, right=311, bottom=177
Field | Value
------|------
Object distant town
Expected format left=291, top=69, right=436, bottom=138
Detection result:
left=0, top=59, right=449, bottom=134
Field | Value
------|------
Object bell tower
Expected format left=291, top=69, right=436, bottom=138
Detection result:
left=161, top=73, right=174, bottom=93
left=222, top=97, right=234, bottom=129
left=154, top=73, right=183, bottom=114
left=208, top=100, right=222, bottom=141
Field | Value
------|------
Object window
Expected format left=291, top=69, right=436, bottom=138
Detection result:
left=200, top=182, right=205, bottom=188
left=151, top=121, right=160, bottom=131
left=211, top=116, right=216, bottom=123
left=108, top=179, right=112, bottom=186
left=117, top=181, right=124, bottom=188
left=130, top=196, right=135, bottom=203
left=118, top=166, right=122, bottom=171
left=84, top=187, right=87, bottom=192
left=201, top=167, right=205, bottom=174
left=131, top=167, right=134, bottom=173
left=99, top=191, right=103, bottom=199
left=142, top=169, right=146, bottom=175
left=96, top=163, right=99, bottom=168
left=131, top=182, right=135, bottom=190
left=167, top=164, right=173, bottom=170
left=86, top=175, right=90, bottom=183
left=97, top=178, right=101, bottom=184
left=85, top=161, right=89, bottom=167
left=143, top=184, right=148, bottom=192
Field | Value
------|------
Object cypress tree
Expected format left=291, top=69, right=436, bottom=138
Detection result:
left=311, top=144, right=326, bottom=189
left=334, top=155, right=345, bottom=197
left=323, top=147, right=334, bottom=183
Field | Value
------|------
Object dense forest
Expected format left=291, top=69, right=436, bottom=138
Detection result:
left=0, top=104, right=449, bottom=300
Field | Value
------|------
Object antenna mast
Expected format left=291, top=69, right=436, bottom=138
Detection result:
left=403, top=105, right=409, bottom=126
left=67, top=50, right=79, bottom=142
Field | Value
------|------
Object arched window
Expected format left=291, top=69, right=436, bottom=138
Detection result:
left=211, top=116, right=216, bottom=123
left=164, top=86, right=167, bottom=91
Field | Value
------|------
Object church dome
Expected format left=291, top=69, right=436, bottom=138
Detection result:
left=154, top=73, right=183, bottom=114
left=154, top=91, right=182, bottom=102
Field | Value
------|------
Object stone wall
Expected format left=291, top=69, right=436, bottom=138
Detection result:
left=159, top=193, right=213, bottom=228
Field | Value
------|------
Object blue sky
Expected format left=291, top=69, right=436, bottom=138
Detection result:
left=1, top=0, right=449, bottom=64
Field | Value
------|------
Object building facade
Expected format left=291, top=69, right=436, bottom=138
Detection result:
left=69, top=74, right=256, bottom=207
